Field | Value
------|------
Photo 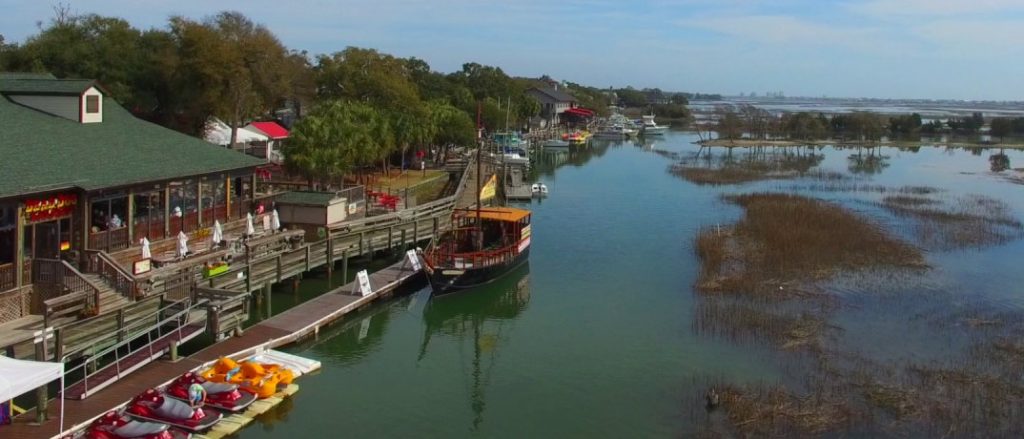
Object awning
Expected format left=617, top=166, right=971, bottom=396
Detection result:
left=246, top=121, right=289, bottom=140
left=563, top=107, right=595, bottom=117
left=0, top=355, right=63, bottom=401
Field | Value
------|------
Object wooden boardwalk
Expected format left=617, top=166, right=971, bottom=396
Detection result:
left=3, top=258, right=424, bottom=439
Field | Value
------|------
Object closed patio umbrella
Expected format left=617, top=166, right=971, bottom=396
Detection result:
left=213, top=220, right=224, bottom=245
left=246, top=213, right=255, bottom=236
left=140, top=237, right=151, bottom=259
left=177, top=231, right=189, bottom=259
left=271, top=209, right=281, bottom=231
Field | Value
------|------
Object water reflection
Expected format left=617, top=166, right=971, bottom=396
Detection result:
left=418, top=264, right=531, bottom=431
left=534, top=141, right=611, bottom=176
left=846, top=147, right=891, bottom=175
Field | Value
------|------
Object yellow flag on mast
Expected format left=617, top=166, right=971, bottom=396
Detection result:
left=480, top=174, right=497, bottom=201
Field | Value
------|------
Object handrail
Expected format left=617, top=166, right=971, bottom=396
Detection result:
left=86, top=250, right=137, bottom=299
left=61, top=299, right=202, bottom=398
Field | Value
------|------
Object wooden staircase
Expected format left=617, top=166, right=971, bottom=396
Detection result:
left=80, top=273, right=132, bottom=314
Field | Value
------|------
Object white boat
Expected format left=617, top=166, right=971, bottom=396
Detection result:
left=639, top=115, right=668, bottom=136
left=531, top=183, right=548, bottom=197
left=592, top=124, right=635, bottom=139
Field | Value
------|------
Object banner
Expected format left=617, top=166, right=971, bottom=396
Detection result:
left=480, top=174, right=497, bottom=201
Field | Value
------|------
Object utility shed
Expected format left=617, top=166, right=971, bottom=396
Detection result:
left=275, top=191, right=366, bottom=240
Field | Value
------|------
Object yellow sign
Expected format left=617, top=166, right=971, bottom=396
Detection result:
left=521, top=224, right=531, bottom=240
left=480, top=174, right=497, bottom=201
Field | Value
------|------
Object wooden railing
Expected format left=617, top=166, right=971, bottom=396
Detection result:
left=88, top=226, right=131, bottom=252
left=425, top=238, right=523, bottom=271
left=33, top=259, right=103, bottom=326
left=0, top=262, right=15, bottom=292
left=86, top=250, right=137, bottom=299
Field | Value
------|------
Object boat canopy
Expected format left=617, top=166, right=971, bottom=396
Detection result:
left=456, top=207, right=531, bottom=223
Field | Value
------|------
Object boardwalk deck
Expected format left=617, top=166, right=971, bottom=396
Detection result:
left=3, top=258, right=424, bottom=439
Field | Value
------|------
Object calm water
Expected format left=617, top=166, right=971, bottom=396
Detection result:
left=239, top=132, right=1024, bottom=437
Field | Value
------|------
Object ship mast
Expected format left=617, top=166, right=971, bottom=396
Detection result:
left=476, top=101, right=483, bottom=250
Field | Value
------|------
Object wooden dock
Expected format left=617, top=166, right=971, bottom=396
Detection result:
left=2, top=257, right=424, bottom=439
left=503, top=166, right=533, bottom=201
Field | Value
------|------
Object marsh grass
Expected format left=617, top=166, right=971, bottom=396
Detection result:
left=695, top=300, right=838, bottom=352
left=695, top=193, right=925, bottom=297
left=880, top=193, right=1024, bottom=250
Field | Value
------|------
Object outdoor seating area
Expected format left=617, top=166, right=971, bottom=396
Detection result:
left=366, top=190, right=402, bottom=212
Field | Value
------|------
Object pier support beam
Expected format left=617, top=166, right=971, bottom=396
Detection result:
left=34, top=339, right=48, bottom=423
left=263, top=283, right=272, bottom=318
left=342, top=250, right=349, bottom=285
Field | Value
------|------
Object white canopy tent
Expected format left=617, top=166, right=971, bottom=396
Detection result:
left=0, top=355, right=65, bottom=431
left=203, top=117, right=269, bottom=147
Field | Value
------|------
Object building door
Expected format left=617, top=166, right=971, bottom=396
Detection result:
left=30, top=218, right=70, bottom=260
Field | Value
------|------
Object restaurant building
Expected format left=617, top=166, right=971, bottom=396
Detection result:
left=0, top=73, right=265, bottom=317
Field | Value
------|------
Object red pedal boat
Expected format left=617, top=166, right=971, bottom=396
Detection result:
left=165, top=372, right=257, bottom=413
left=126, top=389, right=222, bottom=432
left=82, top=411, right=190, bottom=439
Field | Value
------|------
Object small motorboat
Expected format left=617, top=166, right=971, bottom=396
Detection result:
left=165, top=372, right=257, bottom=413
left=83, top=411, right=191, bottom=439
left=126, top=389, right=222, bottom=433
left=531, top=183, right=548, bottom=197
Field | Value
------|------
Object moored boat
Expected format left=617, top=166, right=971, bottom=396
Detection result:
left=639, top=114, right=668, bottom=135
left=423, top=207, right=532, bottom=295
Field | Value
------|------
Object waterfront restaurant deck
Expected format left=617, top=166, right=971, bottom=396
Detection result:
left=0, top=256, right=425, bottom=439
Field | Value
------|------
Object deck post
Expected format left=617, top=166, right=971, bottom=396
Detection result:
left=116, top=309, right=126, bottom=342
left=359, top=232, right=365, bottom=257
left=388, top=226, right=394, bottom=252
left=341, top=250, right=348, bottom=285
left=401, top=229, right=407, bottom=251
left=263, top=282, right=272, bottom=318
left=34, top=339, right=48, bottom=423
left=325, top=231, right=333, bottom=284
left=169, top=340, right=179, bottom=361
left=413, top=219, right=418, bottom=245
left=433, top=217, right=439, bottom=241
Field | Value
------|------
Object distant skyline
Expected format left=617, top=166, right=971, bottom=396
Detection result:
left=3, top=0, right=1023, bottom=101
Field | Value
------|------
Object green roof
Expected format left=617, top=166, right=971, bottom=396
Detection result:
left=0, top=92, right=265, bottom=199
left=275, top=191, right=346, bottom=207
left=0, top=77, right=97, bottom=95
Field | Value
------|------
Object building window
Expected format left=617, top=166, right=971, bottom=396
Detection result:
left=85, top=95, right=100, bottom=114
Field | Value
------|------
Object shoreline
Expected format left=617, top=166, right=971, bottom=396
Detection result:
left=695, top=138, right=1024, bottom=149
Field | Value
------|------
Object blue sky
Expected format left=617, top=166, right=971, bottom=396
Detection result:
left=3, top=0, right=1023, bottom=100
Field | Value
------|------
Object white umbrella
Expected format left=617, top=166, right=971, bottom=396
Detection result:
left=176, top=231, right=189, bottom=259
left=246, top=213, right=255, bottom=236
left=212, top=220, right=223, bottom=245
left=271, top=209, right=281, bottom=231
left=140, top=237, right=151, bottom=259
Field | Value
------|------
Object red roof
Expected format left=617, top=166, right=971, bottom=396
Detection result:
left=248, top=121, right=289, bottom=139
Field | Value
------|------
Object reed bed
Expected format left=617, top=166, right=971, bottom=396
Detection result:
left=695, top=193, right=925, bottom=297
left=879, top=193, right=1023, bottom=250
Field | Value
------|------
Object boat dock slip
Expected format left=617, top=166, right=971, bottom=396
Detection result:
left=504, top=166, right=533, bottom=201
left=2, top=257, right=423, bottom=439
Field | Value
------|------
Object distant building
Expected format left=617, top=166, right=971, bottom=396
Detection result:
left=526, top=86, right=578, bottom=123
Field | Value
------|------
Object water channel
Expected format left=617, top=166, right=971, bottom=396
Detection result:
left=239, top=132, right=1024, bottom=437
